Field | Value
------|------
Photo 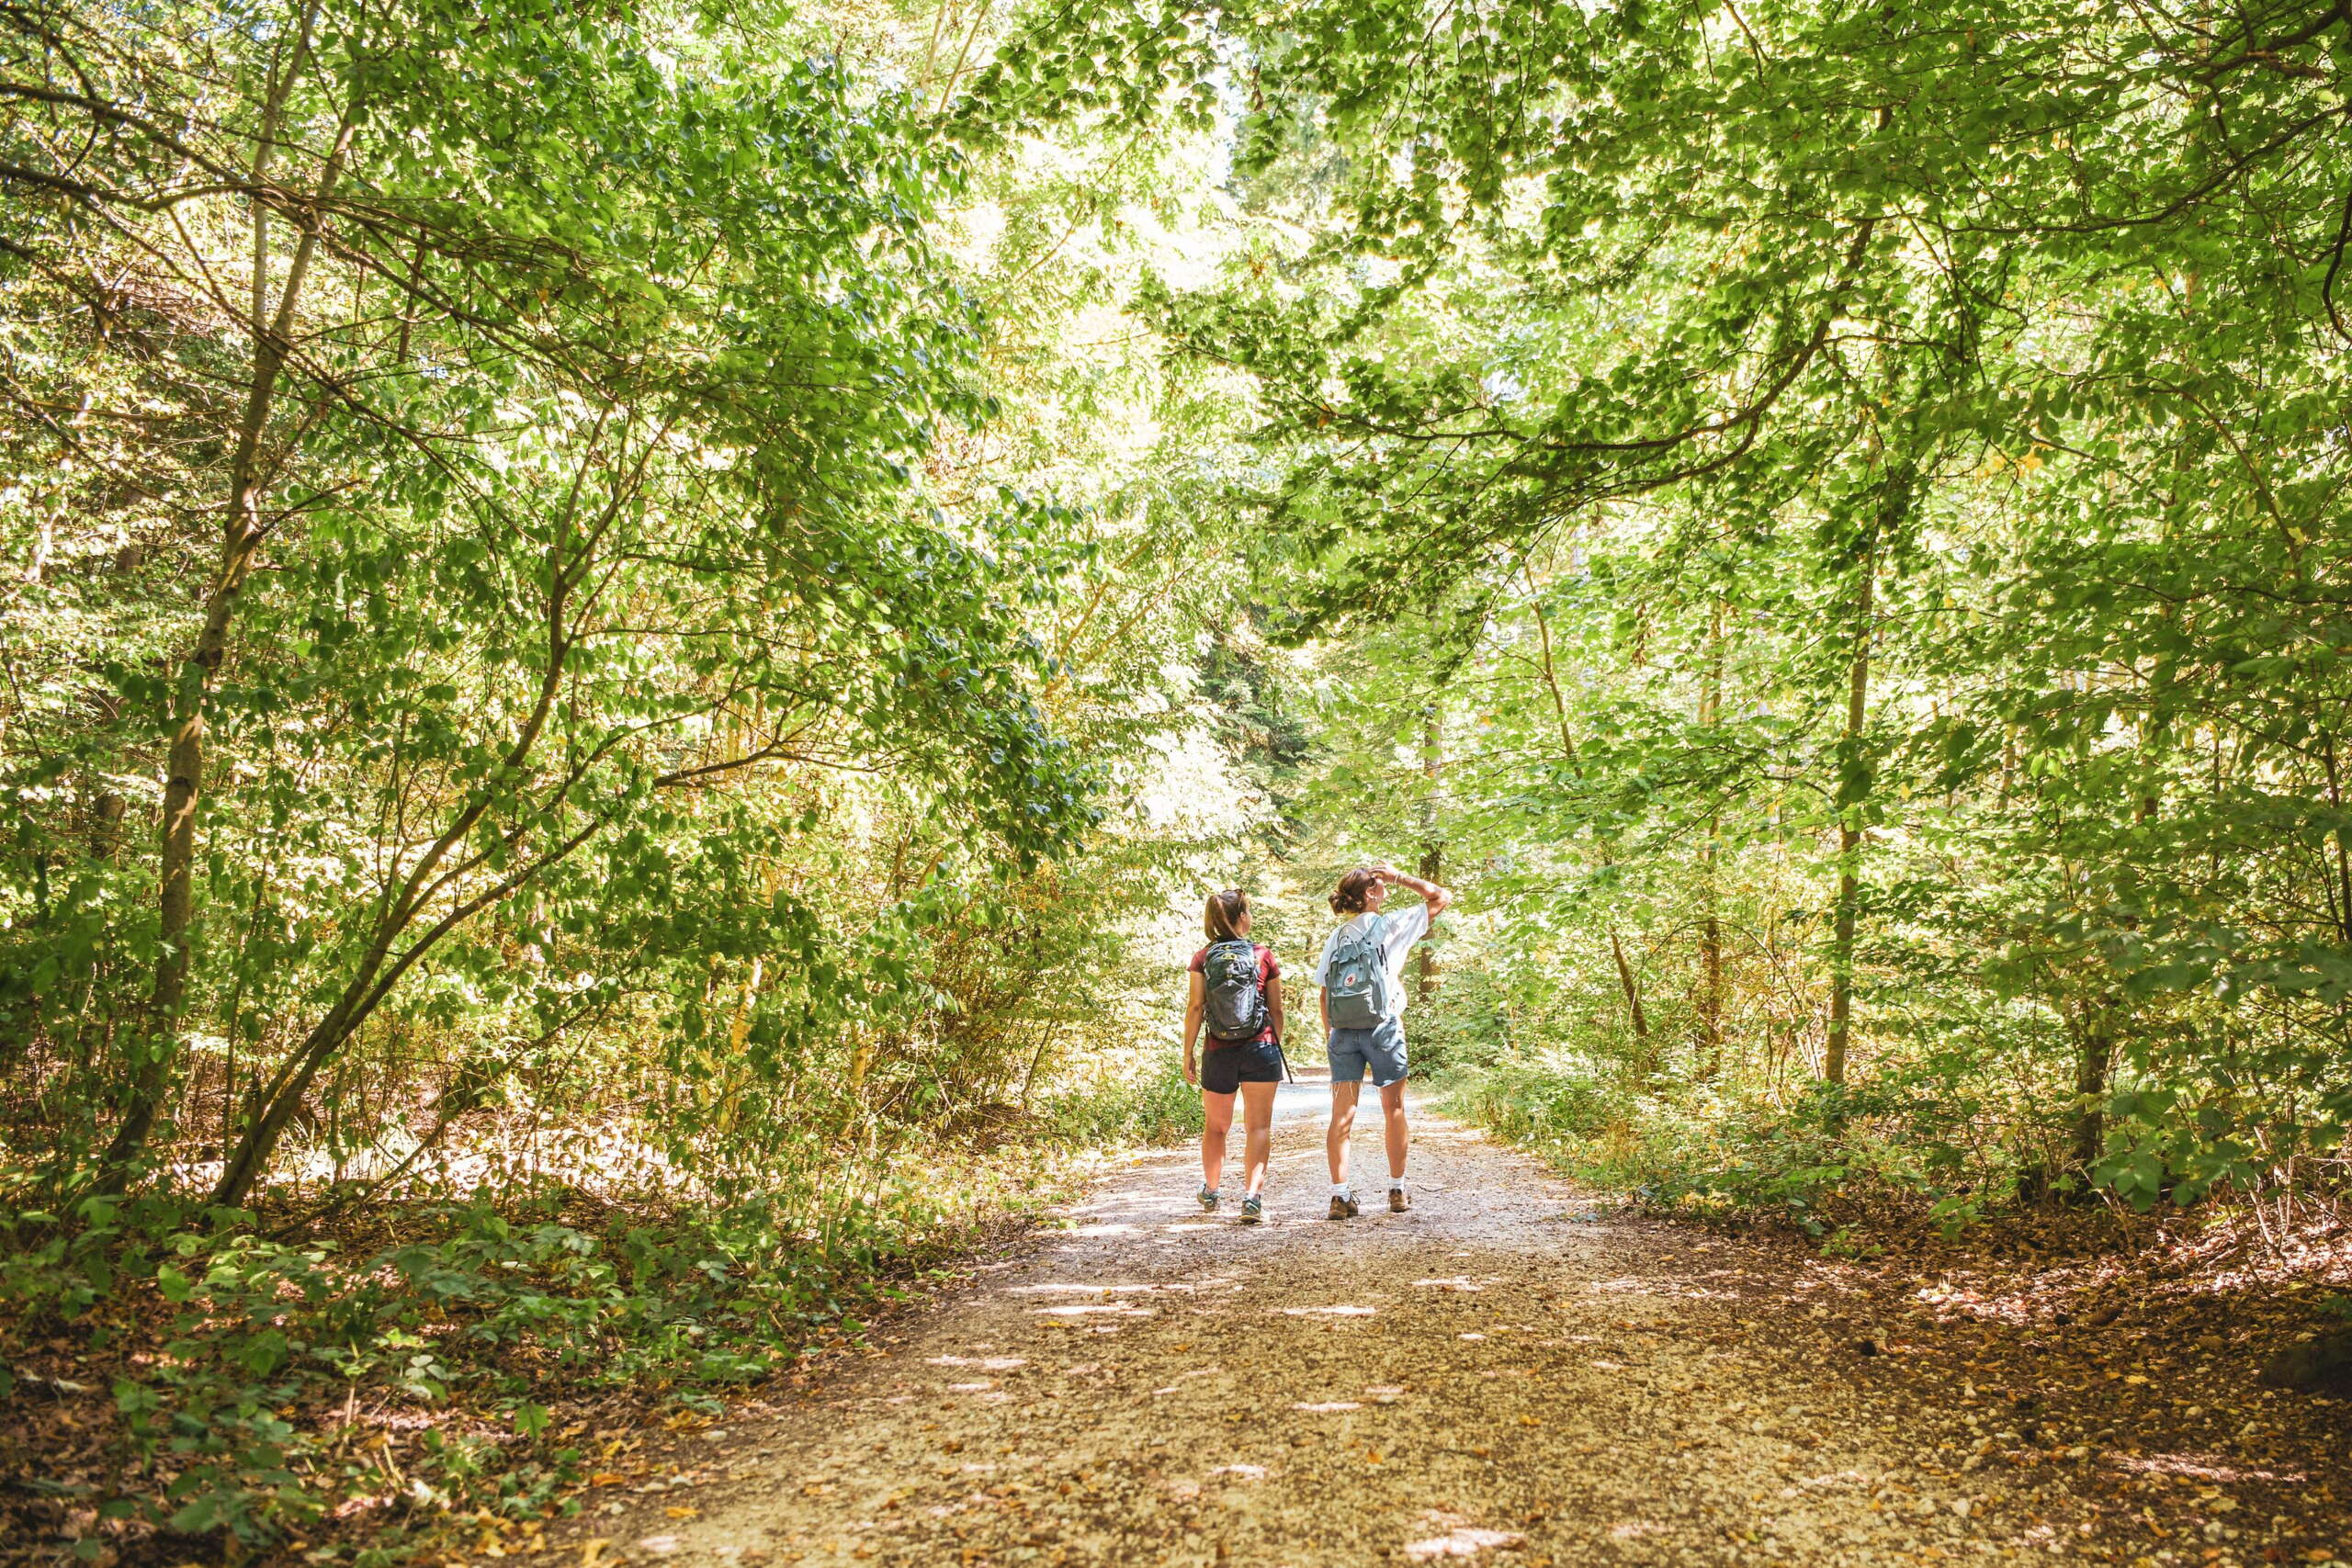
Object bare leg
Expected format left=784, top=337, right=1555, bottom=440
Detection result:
left=1327, top=1080, right=1361, bottom=1185
left=1239, top=1081, right=1278, bottom=1196
left=1379, top=1078, right=1409, bottom=1180
left=1202, top=1089, right=1235, bottom=1191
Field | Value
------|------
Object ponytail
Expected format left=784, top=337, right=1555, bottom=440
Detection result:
left=1204, top=888, right=1250, bottom=942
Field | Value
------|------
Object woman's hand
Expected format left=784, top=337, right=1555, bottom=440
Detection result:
left=1182, top=1055, right=1199, bottom=1087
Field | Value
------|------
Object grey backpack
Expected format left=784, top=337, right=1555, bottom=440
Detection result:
left=1202, top=940, right=1269, bottom=1042
left=1322, top=914, right=1396, bottom=1030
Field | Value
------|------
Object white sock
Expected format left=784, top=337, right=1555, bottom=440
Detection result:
left=1330, top=1181, right=1352, bottom=1198
left=1388, top=1176, right=1408, bottom=1191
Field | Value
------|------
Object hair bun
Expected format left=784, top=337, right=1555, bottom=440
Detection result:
left=1330, top=866, right=1383, bottom=915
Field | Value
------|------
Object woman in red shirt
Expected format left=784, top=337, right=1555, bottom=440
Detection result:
left=1182, top=889, right=1284, bottom=1224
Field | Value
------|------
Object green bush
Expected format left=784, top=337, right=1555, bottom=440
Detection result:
left=1035, top=1058, right=1204, bottom=1148
left=1441, top=1060, right=1969, bottom=1236
left=1398, top=966, right=1515, bottom=1078
left=0, top=1149, right=1062, bottom=1556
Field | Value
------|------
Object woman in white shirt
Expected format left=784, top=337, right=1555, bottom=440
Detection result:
left=1309, top=863, right=1450, bottom=1218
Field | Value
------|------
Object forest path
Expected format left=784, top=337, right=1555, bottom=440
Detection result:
left=596, top=1087, right=2052, bottom=1567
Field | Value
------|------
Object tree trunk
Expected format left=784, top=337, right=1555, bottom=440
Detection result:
left=2324, top=734, right=2352, bottom=947
left=1527, top=564, right=1649, bottom=1071
left=211, top=641, right=603, bottom=1205
left=1611, top=929, right=1651, bottom=1070
left=212, top=970, right=380, bottom=1206
left=1699, top=596, right=1724, bottom=1078
left=2072, top=1014, right=2113, bottom=1177
left=105, top=89, right=352, bottom=1182
left=105, top=341, right=286, bottom=1174
left=1824, top=536, right=1876, bottom=1089
left=91, top=791, right=125, bottom=858
left=1418, top=705, right=1443, bottom=999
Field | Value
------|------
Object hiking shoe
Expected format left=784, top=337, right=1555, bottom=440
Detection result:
left=1388, top=1188, right=1412, bottom=1213
left=1327, top=1193, right=1360, bottom=1220
left=1199, top=1185, right=1219, bottom=1213
left=1240, top=1195, right=1263, bottom=1225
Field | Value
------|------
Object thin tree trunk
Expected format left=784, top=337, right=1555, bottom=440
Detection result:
left=1699, top=596, right=1724, bottom=1078
left=91, top=790, right=125, bottom=857
left=215, top=860, right=511, bottom=1206
left=211, top=793, right=605, bottom=1204
left=2072, top=1012, right=2113, bottom=1176
left=1611, top=930, right=1651, bottom=1069
left=1418, top=705, right=1443, bottom=999
left=1416, top=843, right=1443, bottom=996
left=105, top=436, right=277, bottom=1172
left=212, top=696, right=610, bottom=1207
left=1824, top=536, right=1876, bottom=1089
left=213, top=969, right=382, bottom=1206
left=214, top=417, right=633, bottom=1204
left=104, top=89, right=350, bottom=1179
left=1523, top=559, right=1577, bottom=770
left=2324, top=734, right=2352, bottom=947
left=1528, top=561, right=1650, bottom=1066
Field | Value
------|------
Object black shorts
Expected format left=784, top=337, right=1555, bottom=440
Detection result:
left=1201, top=1038, right=1283, bottom=1095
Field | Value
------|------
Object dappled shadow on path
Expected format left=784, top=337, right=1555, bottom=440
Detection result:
left=572, top=1098, right=2275, bottom=1567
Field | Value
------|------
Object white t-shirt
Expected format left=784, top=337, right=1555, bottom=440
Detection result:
left=1309, top=899, right=1433, bottom=1016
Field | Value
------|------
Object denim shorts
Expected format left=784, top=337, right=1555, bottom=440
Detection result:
left=1328, top=1018, right=1408, bottom=1087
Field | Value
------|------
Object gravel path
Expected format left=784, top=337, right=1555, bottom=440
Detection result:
left=591, top=1086, right=2095, bottom=1566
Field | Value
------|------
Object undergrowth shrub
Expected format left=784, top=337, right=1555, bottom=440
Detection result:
left=1034, top=1057, right=1203, bottom=1148
left=1442, top=1058, right=1984, bottom=1236
left=0, top=1134, right=1081, bottom=1558
left=1396, top=966, right=1513, bottom=1078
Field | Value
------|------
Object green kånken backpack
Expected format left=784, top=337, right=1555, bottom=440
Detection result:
left=1323, top=915, right=1395, bottom=1030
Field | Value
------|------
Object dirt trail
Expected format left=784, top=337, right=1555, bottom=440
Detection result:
left=589, top=1087, right=2101, bottom=1566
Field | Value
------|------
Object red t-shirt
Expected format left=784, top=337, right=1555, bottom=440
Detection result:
left=1190, top=942, right=1280, bottom=1045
